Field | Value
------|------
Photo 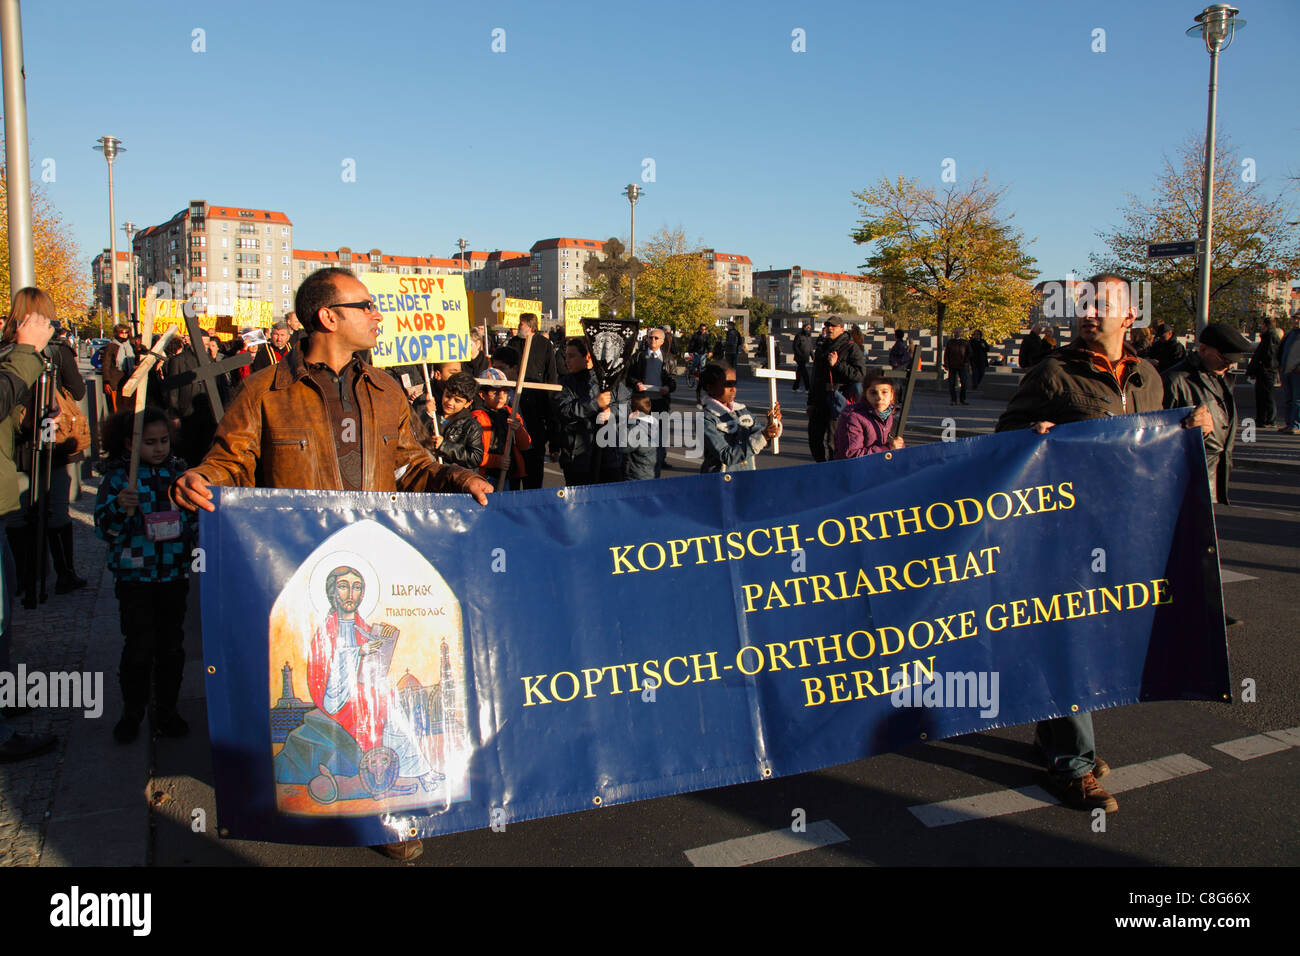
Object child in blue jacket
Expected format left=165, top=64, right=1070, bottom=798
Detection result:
left=95, top=407, right=196, bottom=743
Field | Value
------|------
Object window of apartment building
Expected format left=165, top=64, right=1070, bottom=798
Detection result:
left=281, top=242, right=288, bottom=251
left=282, top=285, right=291, bottom=295
left=281, top=227, right=288, bottom=237
left=282, top=256, right=289, bottom=265
left=221, top=237, right=229, bottom=248
left=222, top=268, right=229, bottom=278
left=221, top=223, right=228, bottom=231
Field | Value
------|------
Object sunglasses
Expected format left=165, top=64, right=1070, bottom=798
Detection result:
left=329, top=299, right=380, bottom=314
left=722, top=379, right=738, bottom=387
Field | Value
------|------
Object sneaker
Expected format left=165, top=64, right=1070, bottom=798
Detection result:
left=0, top=732, right=57, bottom=763
left=374, top=839, right=423, bottom=862
left=113, top=715, right=142, bottom=744
left=154, top=712, right=190, bottom=738
left=1046, top=771, right=1117, bottom=812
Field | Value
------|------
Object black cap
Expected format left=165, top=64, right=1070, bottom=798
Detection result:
left=1199, top=323, right=1253, bottom=361
left=1154, top=323, right=1170, bottom=335
left=824, top=316, right=843, bottom=327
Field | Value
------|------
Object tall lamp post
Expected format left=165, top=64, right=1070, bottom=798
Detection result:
left=623, top=184, right=641, bottom=322
left=93, top=135, right=125, bottom=326
left=1186, top=3, right=1245, bottom=336
left=122, top=220, right=137, bottom=332
left=2, top=0, right=34, bottom=290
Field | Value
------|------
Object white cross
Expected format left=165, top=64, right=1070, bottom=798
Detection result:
left=752, top=335, right=796, bottom=454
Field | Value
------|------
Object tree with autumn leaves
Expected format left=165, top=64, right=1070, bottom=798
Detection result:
left=582, top=227, right=717, bottom=333
left=851, top=173, right=1037, bottom=357
left=1090, top=136, right=1300, bottom=332
left=0, top=140, right=87, bottom=329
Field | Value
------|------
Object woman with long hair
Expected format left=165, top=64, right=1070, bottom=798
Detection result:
left=2, top=287, right=89, bottom=607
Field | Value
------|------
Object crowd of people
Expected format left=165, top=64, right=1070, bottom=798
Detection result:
left=0, top=265, right=1293, bottom=858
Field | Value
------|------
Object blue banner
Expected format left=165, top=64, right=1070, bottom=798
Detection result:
left=200, top=410, right=1229, bottom=845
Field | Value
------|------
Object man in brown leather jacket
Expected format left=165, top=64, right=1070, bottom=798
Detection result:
left=171, top=267, right=491, bottom=862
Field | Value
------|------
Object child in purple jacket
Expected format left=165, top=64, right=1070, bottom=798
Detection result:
left=834, top=374, right=906, bottom=459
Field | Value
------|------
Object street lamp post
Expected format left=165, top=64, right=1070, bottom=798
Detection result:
left=94, top=136, right=125, bottom=327
left=1, top=0, right=34, bottom=290
left=122, top=220, right=137, bottom=332
left=1186, top=3, right=1245, bottom=336
left=623, top=184, right=641, bottom=322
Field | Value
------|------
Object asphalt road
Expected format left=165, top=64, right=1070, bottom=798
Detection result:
left=112, top=376, right=1298, bottom=868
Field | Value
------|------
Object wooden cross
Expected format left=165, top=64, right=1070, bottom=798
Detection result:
left=120, top=290, right=179, bottom=515
left=753, top=335, right=796, bottom=454
left=891, top=343, right=923, bottom=442
left=157, top=310, right=252, bottom=421
left=474, top=332, right=560, bottom=491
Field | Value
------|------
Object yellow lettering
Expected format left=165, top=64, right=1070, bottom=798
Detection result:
left=1032, top=594, right=1062, bottom=623
left=742, top=583, right=762, bottom=613
left=764, top=581, right=791, bottom=611
left=814, top=633, right=845, bottom=665
left=846, top=629, right=875, bottom=660
left=1010, top=599, right=1031, bottom=627
left=746, top=527, right=772, bottom=558
left=1151, top=578, right=1173, bottom=605
left=637, top=542, right=666, bottom=571
left=1125, top=581, right=1150, bottom=609
left=827, top=673, right=851, bottom=703
left=1056, top=481, right=1076, bottom=509
left=610, top=545, right=637, bottom=575
left=986, top=603, right=1008, bottom=631
left=1065, top=591, right=1086, bottom=619
left=690, top=652, right=720, bottom=683
left=521, top=675, right=550, bottom=706
left=550, top=671, right=580, bottom=702
left=663, top=656, right=690, bottom=686
left=802, top=677, right=826, bottom=707
left=736, top=646, right=764, bottom=676
left=817, top=518, right=846, bottom=548
left=902, top=559, right=930, bottom=589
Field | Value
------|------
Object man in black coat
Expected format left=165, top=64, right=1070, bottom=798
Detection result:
left=505, top=314, right=559, bottom=489
left=792, top=323, right=812, bottom=392
left=1146, top=324, right=1187, bottom=373
left=807, top=316, right=866, bottom=461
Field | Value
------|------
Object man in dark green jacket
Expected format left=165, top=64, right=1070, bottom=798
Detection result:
left=0, top=309, right=58, bottom=762
left=997, top=273, right=1211, bottom=814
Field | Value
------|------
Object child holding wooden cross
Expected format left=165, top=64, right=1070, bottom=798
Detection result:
left=95, top=407, right=197, bottom=743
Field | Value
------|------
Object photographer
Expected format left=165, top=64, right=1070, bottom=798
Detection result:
left=3, top=291, right=89, bottom=608
left=0, top=292, right=59, bottom=761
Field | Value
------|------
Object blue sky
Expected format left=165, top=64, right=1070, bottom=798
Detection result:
left=16, top=0, right=1299, bottom=289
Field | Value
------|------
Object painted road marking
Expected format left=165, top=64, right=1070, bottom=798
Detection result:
left=685, top=819, right=848, bottom=867
left=1219, top=569, right=1258, bottom=584
left=1213, top=731, right=1296, bottom=761
left=908, top=753, right=1211, bottom=828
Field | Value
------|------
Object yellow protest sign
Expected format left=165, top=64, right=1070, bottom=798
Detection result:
left=362, top=273, right=471, bottom=368
left=234, top=299, right=274, bottom=329
left=499, top=297, right=543, bottom=331
left=564, top=298, right=600, bottom=337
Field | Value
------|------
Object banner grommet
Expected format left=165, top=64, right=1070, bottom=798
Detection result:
left=557, top=489, right=566, bottom=498
left=1070, top=704, right=1079, bottom=712
left=206, top=665, right=216, bottom=675
left=724, top=474, right=732, bottom=483
left=592, top=795, right=602, bottom=806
